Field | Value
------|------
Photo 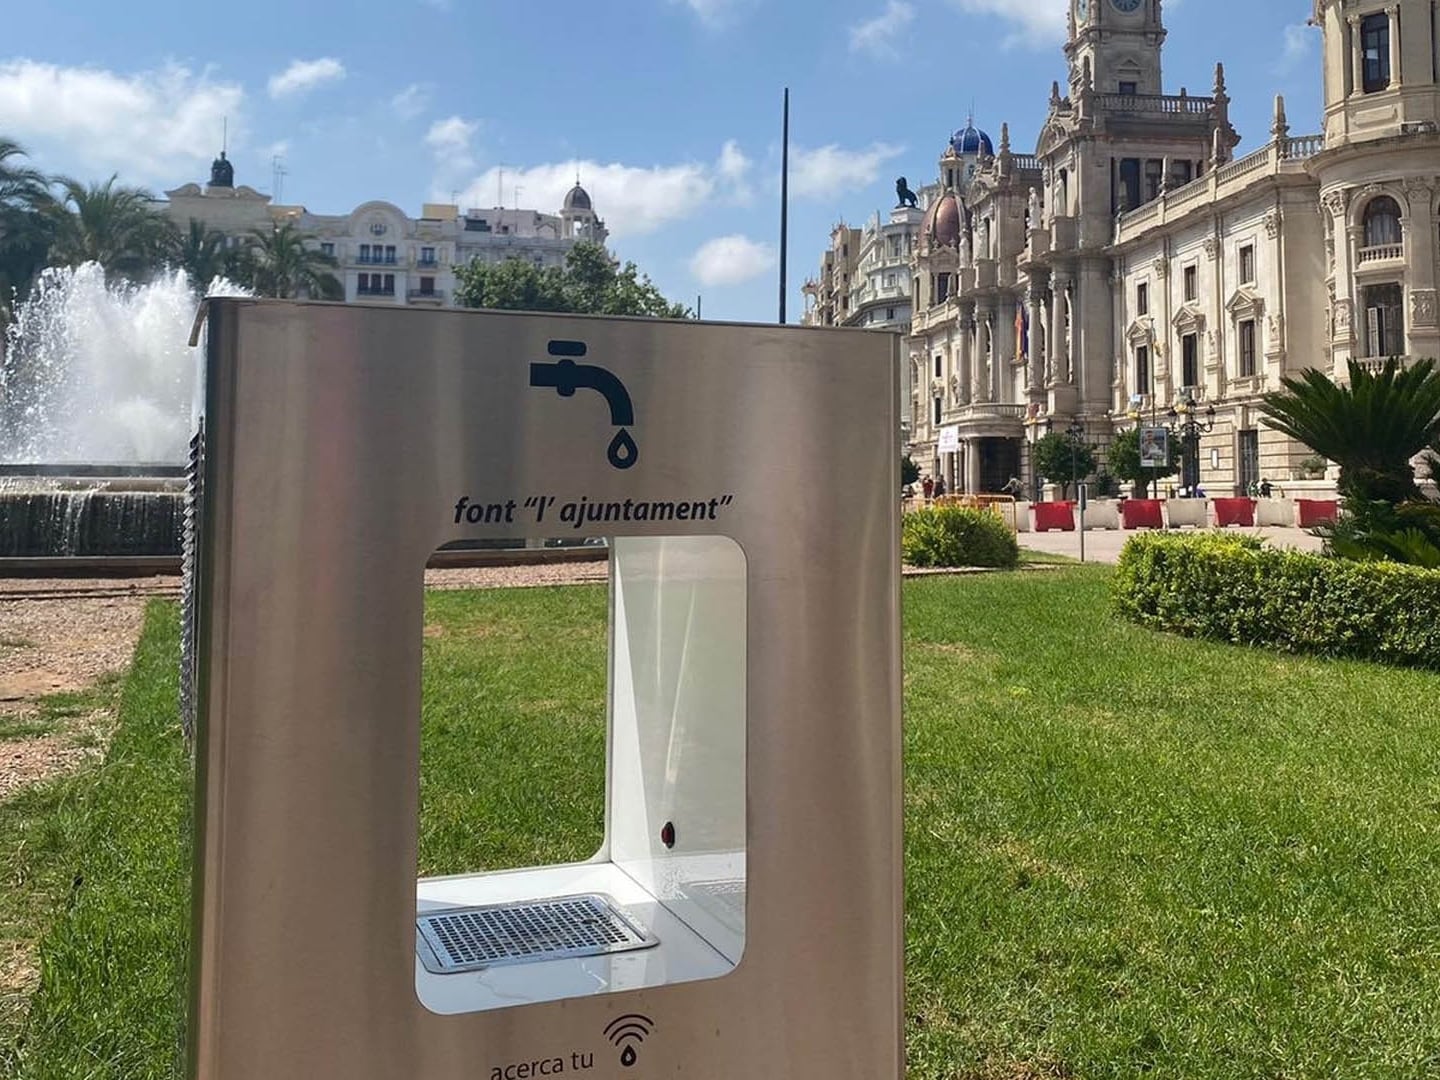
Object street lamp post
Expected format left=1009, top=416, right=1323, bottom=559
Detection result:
left=1067, top=418, right=1086, bottom=563
left=1167, top=392, right=1216, bottom=495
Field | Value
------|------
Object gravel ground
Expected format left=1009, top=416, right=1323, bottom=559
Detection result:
left=0, top=563, right=609, bottom=800
left=0, top=589, right=151, bottom=802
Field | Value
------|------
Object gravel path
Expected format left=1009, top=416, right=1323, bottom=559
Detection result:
left=0, top=588, right=152, bottom=802
left=0, top=563, right=609, bottom=795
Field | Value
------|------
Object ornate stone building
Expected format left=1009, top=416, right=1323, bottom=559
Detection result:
left=903, top=0, right=1440, bottom=496
left=165, top=156, right=607, bottom=307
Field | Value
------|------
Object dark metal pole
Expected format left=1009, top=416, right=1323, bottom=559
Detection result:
left=779, top=87, right=789, bottom=324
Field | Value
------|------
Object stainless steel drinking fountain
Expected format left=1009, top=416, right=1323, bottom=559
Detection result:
left=187, top=299, right=902, bottom=1079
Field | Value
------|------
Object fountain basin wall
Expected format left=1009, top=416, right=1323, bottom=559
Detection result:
left=0, top=490, right=182, bottom=556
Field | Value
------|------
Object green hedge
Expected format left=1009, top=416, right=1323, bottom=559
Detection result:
left=902, top=504, right=1019, bottom=569
left=1114, top=532, right=1440, bottom=669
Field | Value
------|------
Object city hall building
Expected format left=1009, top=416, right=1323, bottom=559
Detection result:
left=832, top=0, right=1440, bottom=495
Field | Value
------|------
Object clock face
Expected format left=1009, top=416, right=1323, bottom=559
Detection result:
left=1111, top=0, right=1142, bottom=12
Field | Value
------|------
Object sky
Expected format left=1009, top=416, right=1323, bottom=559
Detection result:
left=1, top=0, right=1324, bottom=323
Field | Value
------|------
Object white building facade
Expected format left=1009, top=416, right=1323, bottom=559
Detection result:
left=900, top=0, right=1440, bottom=497
left=164, top=157, right=608, bottom=308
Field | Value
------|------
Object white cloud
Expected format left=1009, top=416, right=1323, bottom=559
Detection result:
left=1277, top=22, right=1317, bottom=75
left=391, top=82, right=432, bottom=119
left=947, top=0, right=1065, bottom=46
left=668, top=0, right=755, bottom=26
left=789, top=142, right=905, bottom=200
left=450, top=159, right=715, bottom=237
left=690, top=234, right=776, bottom=287
left=850, top=1, right=916, bottom=59
left=267, top=57, right=345, bottom=100
left=425, top=115, right=478, bottom=154
left=717, top=138, right=753, bottom=202
left=0, top=60, right=244, bottom=186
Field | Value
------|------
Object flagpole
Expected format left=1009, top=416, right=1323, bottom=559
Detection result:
left=779, top=87, right=789, bottom=324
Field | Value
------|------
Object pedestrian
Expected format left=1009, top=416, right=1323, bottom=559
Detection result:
left=922, top=475, right=934, bottom=501
left=935, top=474, right=947, bottom=497
left=1259, top=478, right=1273, bottom=498
left=1001, top=476, right=1022, bottom=496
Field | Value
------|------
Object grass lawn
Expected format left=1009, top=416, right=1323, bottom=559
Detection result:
left=5, top=571, right=1440, bottom=1077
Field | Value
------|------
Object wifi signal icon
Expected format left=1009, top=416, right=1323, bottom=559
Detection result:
left=603, top=1013, right=654, bottom=1068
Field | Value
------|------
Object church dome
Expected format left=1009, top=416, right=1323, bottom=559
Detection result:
left=949, top=123, right=994, bottom=157
left=923, top=190, right=962, bottom=248
left=563, top=183, right=592, bottom=212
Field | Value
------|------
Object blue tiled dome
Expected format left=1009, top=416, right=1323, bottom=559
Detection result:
left=949, top=124, right=994, bottom=157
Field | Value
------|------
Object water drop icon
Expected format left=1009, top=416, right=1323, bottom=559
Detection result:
left=608, top=427, right=638, bottom=469
left=620, top=1044, right=637, bottom=1068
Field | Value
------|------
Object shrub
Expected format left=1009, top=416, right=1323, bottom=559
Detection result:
left=902, top=504, right=1019, bottom=569
left=1114, top=532, right=1440, bottom=669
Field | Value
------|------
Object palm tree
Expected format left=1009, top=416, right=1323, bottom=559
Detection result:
left=46, top=175, right=173, bottom=282
left=168, top=218, right=234, bottom=294
left=0, top=137, right=55, bottom=324
left=233, top=221, right=341, bottom=300
left=1260, top=357, right=1440, bottom=503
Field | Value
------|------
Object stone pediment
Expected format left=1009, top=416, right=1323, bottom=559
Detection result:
left=1125, top=317, right=1155, bottom=346
left=1225, top=287, right=1264, bottom=320
left=1171, top=304, right=1206, bottom=335
left=1036, top=118, right=1071, bottom=157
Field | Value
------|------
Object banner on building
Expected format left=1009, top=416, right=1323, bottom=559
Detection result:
left=938, top=425, right=961, bottom=454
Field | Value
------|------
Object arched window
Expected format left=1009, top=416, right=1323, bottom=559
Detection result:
left=1363, top=195, right=1403, bottom=248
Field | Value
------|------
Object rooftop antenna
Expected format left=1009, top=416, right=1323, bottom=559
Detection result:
left=497, top=167, right=503, bottom=209
left=514, top=185, right=523, bottom=209
left=222, top=116, right=228, bottom=154
left=779, top=87, right=789, bottom=324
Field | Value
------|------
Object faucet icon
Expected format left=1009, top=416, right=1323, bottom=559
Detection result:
left=529, top=340, right=638, bottom=469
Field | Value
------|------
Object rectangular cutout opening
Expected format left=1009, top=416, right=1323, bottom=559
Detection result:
left=416, top=535, right=747, bottom=1015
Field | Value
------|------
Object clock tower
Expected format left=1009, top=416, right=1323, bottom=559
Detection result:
left=1066, top=0, right=1166, bottom=98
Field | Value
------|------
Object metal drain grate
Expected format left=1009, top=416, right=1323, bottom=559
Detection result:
left=416, top=894, right=658, bottom=974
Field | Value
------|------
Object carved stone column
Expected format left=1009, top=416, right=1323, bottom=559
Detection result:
left=1027, top=286, right=1046, bottom=393
left=1348, top=15, right=1363, bottom=94
left=957, top=311, right=974, bottom=405
left=1388, top=5, right=1402, bottom=88
left=1050, top=274, right=1070, bottom=386
left=975, top=311, right=993, bottom=403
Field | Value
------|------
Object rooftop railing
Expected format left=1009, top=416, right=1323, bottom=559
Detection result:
left=1097, top=92, right=1215, bottom=116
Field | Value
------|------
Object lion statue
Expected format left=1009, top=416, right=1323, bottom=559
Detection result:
left=895, top=177, right=919, bottom=208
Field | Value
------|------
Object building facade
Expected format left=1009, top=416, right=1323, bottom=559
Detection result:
left=803, top=207, right=921, bottom=443
left=885, top=0, right=1440, bottom=495
left=164, top=157, right=608, bottom=307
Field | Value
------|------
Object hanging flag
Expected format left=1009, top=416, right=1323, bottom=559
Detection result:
left=1014, top=301, right=1029, bottom=361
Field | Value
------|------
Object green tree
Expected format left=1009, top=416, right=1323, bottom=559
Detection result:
left=1108, top=426, right=1180, bottom=498
left=45, top=175, right=173, bottom=282
left=1261, top=357, right=1440, bottom=504
left=455, top=240, right=690, bottom=317
left=232, top=222, right=343, bottom=300
left=168, top=218, right=234, bottom=294
left=454, top=256, right=567, bottom=312
left=901, top=454, right=920, bottom=487
left=0, top=137, right=56, bottom=325
left=1032, top=430, right=1096, bottom=500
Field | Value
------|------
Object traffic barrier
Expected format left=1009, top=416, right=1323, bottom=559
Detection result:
left=1213, top=497, right=1256, bottom=527
left=1297, top=499, right=1339, bottom=527
left=1165, top=499, right=1208, bottom=528
left=1033, top=501, right=1075, bottom=532
left=1122, top=499, right=1164, bottom=529
left=1255, top=498, right=1295, bottom=527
